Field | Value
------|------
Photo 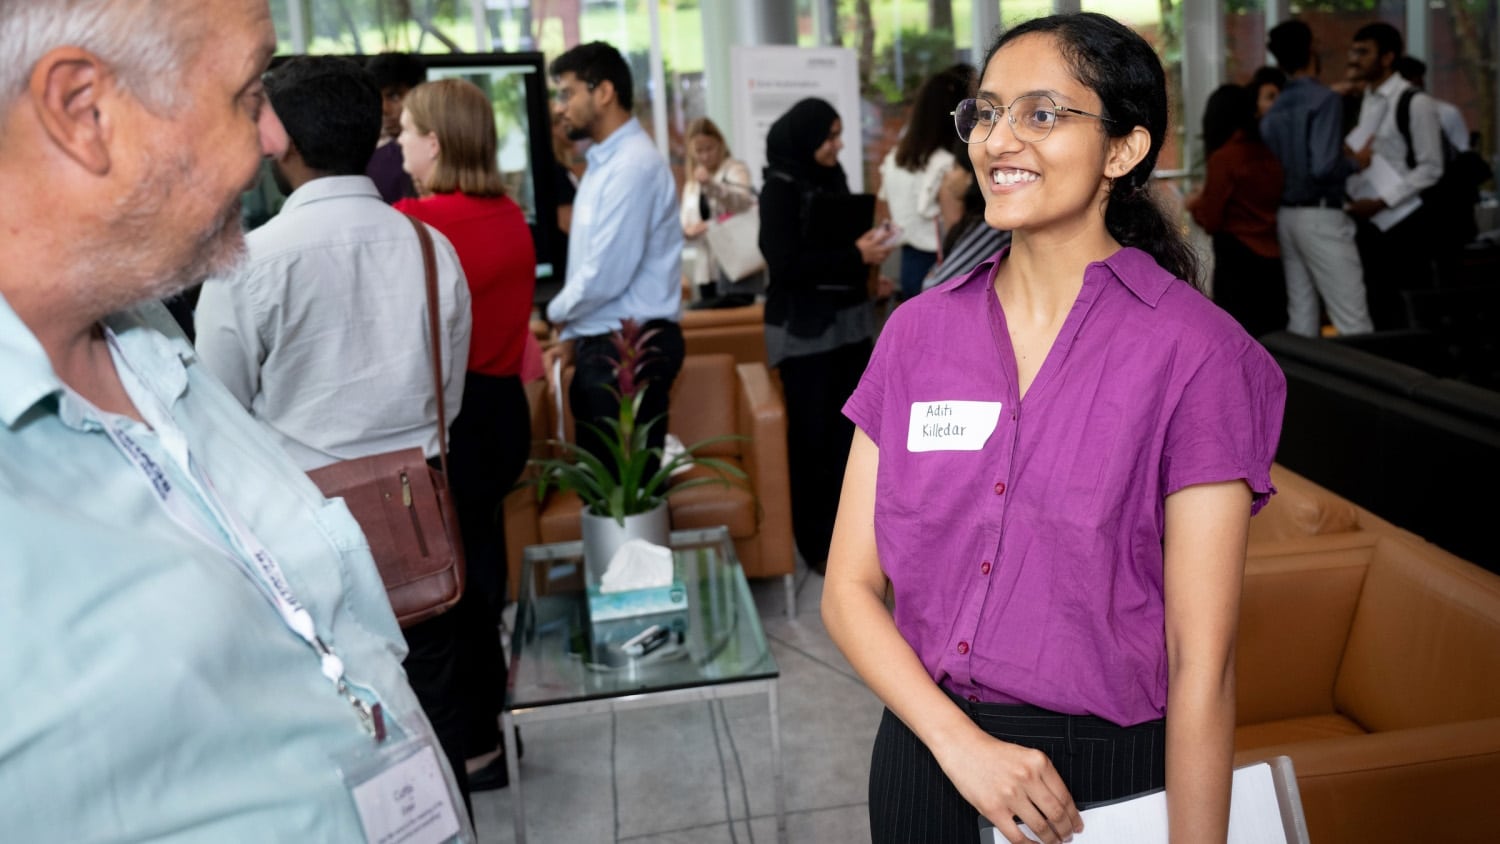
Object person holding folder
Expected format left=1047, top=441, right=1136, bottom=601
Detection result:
left=758, top=97, right=893, bottom=576
left=823, top=13, right=1285, bottom=844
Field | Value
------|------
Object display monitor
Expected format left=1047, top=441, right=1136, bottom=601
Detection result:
left=252, top=51, right=561, bottom=287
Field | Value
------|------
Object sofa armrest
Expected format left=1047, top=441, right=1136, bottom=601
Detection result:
left=1234, top=718, right=1500, bottom=842
left=1237, top=533, right=1375, bottom=725
left=736, top=362, right=794, bottom=575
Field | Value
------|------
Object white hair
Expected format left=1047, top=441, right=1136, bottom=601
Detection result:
left=0, top=0, right=199, bottom=115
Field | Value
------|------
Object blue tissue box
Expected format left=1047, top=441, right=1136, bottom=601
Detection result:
left=586, top=579, right=687, bottom=623
left=586, top=580, right=689, bottom=655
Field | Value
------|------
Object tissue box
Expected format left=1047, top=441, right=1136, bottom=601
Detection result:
left=586, top=580, right=689, bottom=652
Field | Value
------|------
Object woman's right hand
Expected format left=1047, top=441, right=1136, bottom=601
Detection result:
left=855, top=227, right=895, bottom=266
left=935, top=733, right=1083, bottom=844
left=684, top=220, right=709, bottom=239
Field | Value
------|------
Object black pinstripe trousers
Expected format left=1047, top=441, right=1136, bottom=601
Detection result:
left=868, top=693, right=1166, bottom=843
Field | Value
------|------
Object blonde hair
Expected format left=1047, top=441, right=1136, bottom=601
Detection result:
left=684, top=116, right=730, bottom=160
left=403, top=78, right=505, bottom=198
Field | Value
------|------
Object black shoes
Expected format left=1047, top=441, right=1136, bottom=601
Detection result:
left=467, top=754, right=509, bottom=791
left=466, top=728, right=524, bottom=792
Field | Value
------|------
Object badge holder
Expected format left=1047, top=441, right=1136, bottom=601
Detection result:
left=335, top=710, right=475, bottom=844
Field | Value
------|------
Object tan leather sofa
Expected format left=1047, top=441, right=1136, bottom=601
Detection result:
left=502, top=353, right=795, bottom=609
left=680, top=302, right=767, bottom=367
left=1233, top=466, right=1500, bottom=842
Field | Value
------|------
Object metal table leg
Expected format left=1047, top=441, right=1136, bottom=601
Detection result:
left=769, top=679, right=786, bottom=843
left=503, top=709, right=526, bottom=843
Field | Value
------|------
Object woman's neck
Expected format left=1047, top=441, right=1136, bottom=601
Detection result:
left=998, top=223, right=1121, bottom=316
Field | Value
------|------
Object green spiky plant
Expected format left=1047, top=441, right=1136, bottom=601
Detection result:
left=531, top=319, right=746, bottom=526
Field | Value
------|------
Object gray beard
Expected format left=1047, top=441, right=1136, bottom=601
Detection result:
left=79, top=150, right=250, bottom=318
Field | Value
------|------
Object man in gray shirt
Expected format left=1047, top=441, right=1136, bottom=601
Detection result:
left=1260, top=19, right=1371, bottom=337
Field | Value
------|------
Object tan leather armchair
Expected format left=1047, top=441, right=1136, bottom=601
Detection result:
left=680, top=302, right=768, bottom=367
left=502, top=353, right=795, bottom=612
left=1233, top=466, right=1500, bottom=842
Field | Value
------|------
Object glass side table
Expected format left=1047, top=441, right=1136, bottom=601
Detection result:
left=502, top=526, right=784, bottom=843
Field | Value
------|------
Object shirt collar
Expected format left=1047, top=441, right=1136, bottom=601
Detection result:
left=278, top=175, right=383, bottom=215
left=1371, top=72, right=1409, bottom=100
left=585, top=117, right=643, bottom=168
left=942, top=245, right=1176, bottom=307
left=0, top=291, right=64, bottom=428
left=0, top=292, right=195, bottom=429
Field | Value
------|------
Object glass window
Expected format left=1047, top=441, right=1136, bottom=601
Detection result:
left=1425, top=1, right=1494, bottom=162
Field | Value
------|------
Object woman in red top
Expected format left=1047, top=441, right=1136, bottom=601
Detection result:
left=396, top=78, right=535, bottom=789
left=1187, top=83, right=1287, bottom=339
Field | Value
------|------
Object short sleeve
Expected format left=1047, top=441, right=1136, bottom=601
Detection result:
left=1160, top=338, right=1286, bottom=514
left=842, top=310, right=903, bottom=448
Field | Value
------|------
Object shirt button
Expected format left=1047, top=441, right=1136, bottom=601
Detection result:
left=957, top=641, right=970, bottom=655
left=980, top=561, right=992, bottom=575
left=993, top=482, right=1006, bottom=495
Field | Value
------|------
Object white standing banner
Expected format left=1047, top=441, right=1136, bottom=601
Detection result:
left=729, top=46, right=864, bottom=193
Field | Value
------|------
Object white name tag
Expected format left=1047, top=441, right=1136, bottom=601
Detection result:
left=907, top=400, right=1003, bottom=452
left=351, top=744, right=461, bottom=844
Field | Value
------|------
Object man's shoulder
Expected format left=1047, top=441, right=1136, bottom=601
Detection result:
left=1276, top=78, right=1334, bottom=109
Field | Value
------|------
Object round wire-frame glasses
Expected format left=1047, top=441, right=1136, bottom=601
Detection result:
left=951, top=94, right=1114, bottom=144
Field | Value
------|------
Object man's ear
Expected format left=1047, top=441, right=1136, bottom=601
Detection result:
left=1104, top=125, right=1151, bottom=180
left=593, top=78, right=617, bottom=109
left=29, top=47, right=113, bottom=175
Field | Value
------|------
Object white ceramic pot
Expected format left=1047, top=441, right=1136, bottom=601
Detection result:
left=580, top=501, right=670, bottom=585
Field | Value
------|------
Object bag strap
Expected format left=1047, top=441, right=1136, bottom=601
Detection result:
left=1395, top=87, right=1418, bottom=171
left=402, top=212, right=450, bottom=479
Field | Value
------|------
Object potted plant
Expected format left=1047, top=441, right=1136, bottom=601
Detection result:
left=532, top=319, right=746, bottom=581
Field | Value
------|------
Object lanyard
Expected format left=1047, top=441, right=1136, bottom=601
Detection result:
left=99, top=331, right=386, bottom=742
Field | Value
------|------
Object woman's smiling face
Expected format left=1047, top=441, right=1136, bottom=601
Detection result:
left=970, top=33, right=1115, bottom=236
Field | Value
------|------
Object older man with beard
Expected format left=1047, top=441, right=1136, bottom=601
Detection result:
left=0, top=2, right=473, bottom=841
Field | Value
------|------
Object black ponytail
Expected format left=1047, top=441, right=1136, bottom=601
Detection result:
left=988, top=13, right=1203, bottom=290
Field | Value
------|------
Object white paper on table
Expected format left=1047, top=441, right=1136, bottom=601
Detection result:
left=985, top=760, right=1300, bottom=844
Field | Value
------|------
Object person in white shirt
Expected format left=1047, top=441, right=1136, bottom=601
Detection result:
left=878, top=64, right=973, bottom=301
left=679, top=116, right=758, bottom=302
left=1344, top=22, right=1444, bottom=330
left=193, top=56, right=475, bottom=805
left=1395, top=55, right=1470, bottom=152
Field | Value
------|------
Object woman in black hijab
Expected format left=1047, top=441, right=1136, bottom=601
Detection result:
left=758, top=97, right=892, bottom=575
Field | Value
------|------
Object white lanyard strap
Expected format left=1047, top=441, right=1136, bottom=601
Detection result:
left=100, top=334, right=386, bottom=741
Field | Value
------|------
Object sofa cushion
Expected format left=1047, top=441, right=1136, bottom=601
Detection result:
left=1335, top=537, right=1500, bottom=732
left=662, top=460, right=757, bottom=539
left=1237, top=537, right=1370, bottom=724
left=667, top=354, right=740, bottom=458
left=1233, top=714, right=1366, bottom=752
left=1248, top=464, right=1361, bottom=543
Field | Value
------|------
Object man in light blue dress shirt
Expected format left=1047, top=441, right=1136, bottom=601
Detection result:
left=0, top=2, right=471, bottom=840
left=544, top=42, right=685, bottom=467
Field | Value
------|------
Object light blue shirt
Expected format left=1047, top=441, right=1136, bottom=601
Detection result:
left=546, top=117, right=682, bottom=339
left=0, top=295, right=461, bottom=840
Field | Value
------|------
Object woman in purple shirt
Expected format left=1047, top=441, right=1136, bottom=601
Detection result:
left=824, top=13, right=1285, bottom=844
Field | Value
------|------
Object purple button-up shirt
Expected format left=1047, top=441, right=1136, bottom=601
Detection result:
left=843, top=247, right=1285, bottom=726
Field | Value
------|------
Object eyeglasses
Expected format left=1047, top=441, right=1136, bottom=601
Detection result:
left=951, top=95, right=1114, bottom=144
left=554, top=82, right=596, bottom=104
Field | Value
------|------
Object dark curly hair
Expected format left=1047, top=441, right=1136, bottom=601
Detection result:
left=985, top=13, right=1202, bottom=288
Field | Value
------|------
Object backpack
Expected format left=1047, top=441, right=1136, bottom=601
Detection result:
left=1395, top=87, right=1493, bottom=246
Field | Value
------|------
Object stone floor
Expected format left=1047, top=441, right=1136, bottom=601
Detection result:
left=471, top=561, right=884, bottom=843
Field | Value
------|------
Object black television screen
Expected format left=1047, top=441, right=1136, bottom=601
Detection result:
left=420, top=52, right=560, bottom=284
